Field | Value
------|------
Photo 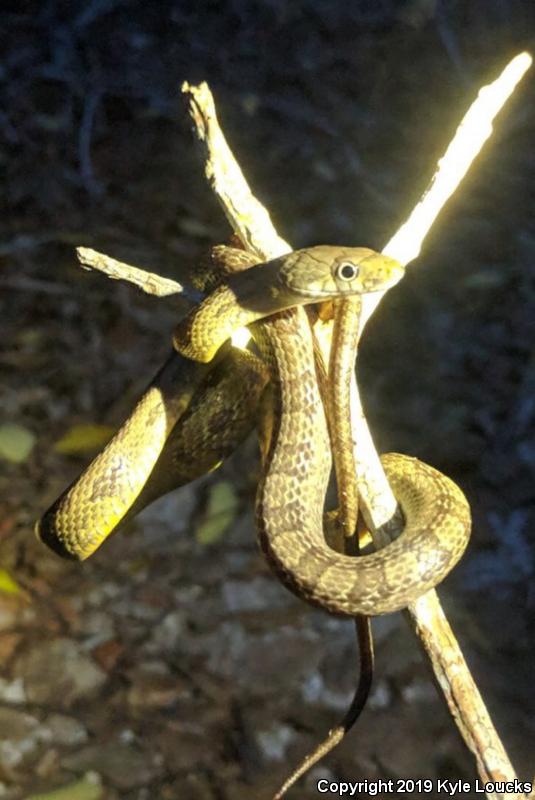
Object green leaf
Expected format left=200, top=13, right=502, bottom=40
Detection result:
left=0, top=423, right=35, bottom=463
left=196, top=481, right=239, bottom=545
left=0, top=568, right=22, bottom=596
left=54, top=424, right=115, bottom=455
left=25, top=775, right=103, bottom=800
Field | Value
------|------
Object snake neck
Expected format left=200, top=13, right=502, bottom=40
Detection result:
left=255, top=307, right=332, bottom=571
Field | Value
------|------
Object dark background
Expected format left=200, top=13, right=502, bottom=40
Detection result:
left=1, top=1, right=534, bottom=798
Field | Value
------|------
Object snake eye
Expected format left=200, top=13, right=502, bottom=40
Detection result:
left=336, top=262, right=360, bottom=282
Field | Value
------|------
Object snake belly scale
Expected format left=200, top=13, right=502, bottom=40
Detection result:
left=38, top=244, right=471, bottom=617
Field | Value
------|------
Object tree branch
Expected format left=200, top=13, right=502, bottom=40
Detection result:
left=72, top=59, right=532, bottom=798
left=182, top=68, right=531, bottom=799
left=76, top=247, right=184, bottom=297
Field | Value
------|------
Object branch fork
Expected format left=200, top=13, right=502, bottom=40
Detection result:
left=77, top=56, right=533, bottom=799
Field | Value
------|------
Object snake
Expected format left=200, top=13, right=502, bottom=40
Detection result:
left=37, top=244, right=471, bottom=617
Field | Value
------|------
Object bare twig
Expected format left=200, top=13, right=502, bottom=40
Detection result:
left=408, top=591, right=523, bottom=793
left=182, top=63, right=532, bottom=800
left=76, top=247, right=184, bottom=297
left=355, top=53, right=533, bottom=538
left=382, top=52, right=532, bottom=266
left=182, top=81, right=377, bottom=797
left=74, top=62, right=532, bottom=799
left=351, top=54, right=532, bottom=800
left=182, top=81, right=290, bottom=263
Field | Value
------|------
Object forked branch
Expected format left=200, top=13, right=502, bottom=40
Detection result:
left=75, top=56, right=532, bottom=799
left=182, top=55, right=531, bottom=799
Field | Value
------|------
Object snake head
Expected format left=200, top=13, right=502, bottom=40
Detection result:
left=280, top=246, right=405, bottom=298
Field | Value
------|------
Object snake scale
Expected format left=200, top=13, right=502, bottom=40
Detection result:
left=37, top=244, right=471, bottom=616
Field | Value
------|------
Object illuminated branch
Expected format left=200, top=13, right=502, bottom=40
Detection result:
left=354, top=52, right=533, bottom=535
left=74, top=55, right=532, bottom=798
left=352, top=52, right=532, bottom=799
left=382, top=53, right=532, bottom=266
left=182, top=53, right=532, bottom=799
left=182, top=81, right=290, bottom=262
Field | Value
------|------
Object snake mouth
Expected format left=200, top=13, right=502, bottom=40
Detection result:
left=285, top=273, right=404, bottom=299
left=286, top=286, right=338, bottom=299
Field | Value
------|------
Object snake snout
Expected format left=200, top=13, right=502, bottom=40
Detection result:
left=357, top=253, right=405, bottom=294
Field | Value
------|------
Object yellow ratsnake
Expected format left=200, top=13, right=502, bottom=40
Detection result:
left=37, top=244, right=471, bottom=616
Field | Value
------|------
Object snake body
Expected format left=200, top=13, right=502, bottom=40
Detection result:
left=38, top=244, right=471, bottom=616
left=172, top=245, right=471, bottom=616
left=37, top=348, right=268, bottom=559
